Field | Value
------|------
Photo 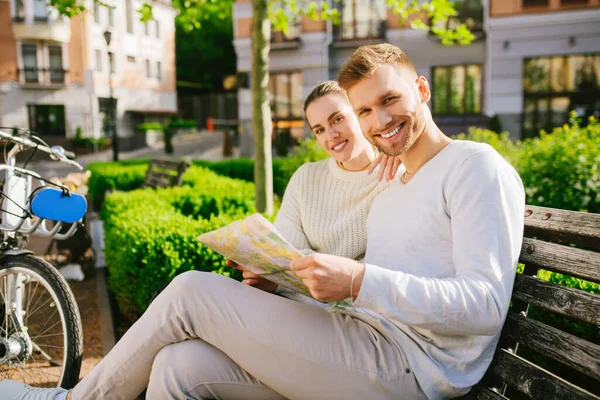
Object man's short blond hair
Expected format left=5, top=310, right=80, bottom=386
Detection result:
left=337, top=44, right=417, bottom=90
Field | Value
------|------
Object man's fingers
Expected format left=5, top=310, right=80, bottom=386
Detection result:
left=368, top=153, right=384, bottom=175
left=227, top=259, right=247, bottom=271
left=385, top=155, right=396, bottom=181
left=242, top=278, right=261, bottom=286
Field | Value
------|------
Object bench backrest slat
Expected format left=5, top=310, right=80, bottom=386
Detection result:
left=487, top=349, right=599, bottom=400
left=470, top=205, right=600, bottom=400
left=524, top=205, right=600, bottom=251
left=502, top=312, right=600, bottom=381
left=512, top=273, right=599, bottom=326
left=520, top=238, right=600, bottom=284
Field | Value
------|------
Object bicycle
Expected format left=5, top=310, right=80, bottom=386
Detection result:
left=0, top=128, right=86, bottom=389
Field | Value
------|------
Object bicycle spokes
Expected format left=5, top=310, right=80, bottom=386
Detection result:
left=0, top=269, right=67, bottom=387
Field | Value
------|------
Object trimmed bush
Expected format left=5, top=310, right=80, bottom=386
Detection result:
left=102, top=168, right=255, bottom=321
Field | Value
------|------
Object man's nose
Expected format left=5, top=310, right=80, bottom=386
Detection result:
left=374, top=108, right=392, bottom=131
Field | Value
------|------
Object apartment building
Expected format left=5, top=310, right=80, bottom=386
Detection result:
left=487, top=0, right=600, bottom=139
left=233, top=0, right=599, bottom=156
left=0, top=0, right=176, bottom=150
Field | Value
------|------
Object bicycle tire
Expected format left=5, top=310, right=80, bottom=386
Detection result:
left=0, top=254, right=83, bottom=389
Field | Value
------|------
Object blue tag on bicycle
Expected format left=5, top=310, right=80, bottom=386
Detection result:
left=30, top=187, right=87, bottom=223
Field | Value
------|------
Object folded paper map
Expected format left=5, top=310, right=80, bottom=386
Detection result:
left=197, top=214, right=312, bottom=297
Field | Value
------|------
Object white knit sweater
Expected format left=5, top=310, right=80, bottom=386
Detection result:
left=273, top=157, right=394, bottom=260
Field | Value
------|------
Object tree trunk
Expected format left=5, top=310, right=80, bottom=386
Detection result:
left=251, top=0, right=274, bottom=215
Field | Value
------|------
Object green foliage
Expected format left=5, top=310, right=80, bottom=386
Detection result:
left=456, top=115, right=600, bottom=213
left=517, top=114, right=600, bottom=213
left=137, top=123, right=164, bottom=131
left=168, top=119, right=197, bottom=129
left=101, top=168, right=255, bottom=321
left=86, top=162, right=148, bottom=205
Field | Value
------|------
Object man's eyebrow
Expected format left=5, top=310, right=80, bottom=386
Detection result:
left=353, top=91, right=401, bottom=113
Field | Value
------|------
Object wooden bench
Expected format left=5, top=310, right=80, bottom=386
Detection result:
left=142, top=158, right=191, bottom=189
left=465, top=205, right=600, bottom=400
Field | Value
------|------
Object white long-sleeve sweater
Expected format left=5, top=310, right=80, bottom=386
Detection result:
left=346, top=141, right=525, bottom=399
left=274, top=157, right=394, bottom=259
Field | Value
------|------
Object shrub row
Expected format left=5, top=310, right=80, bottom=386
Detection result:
left=101, top=168, right=255, bottom=321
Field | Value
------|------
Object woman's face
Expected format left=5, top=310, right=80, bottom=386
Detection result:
left=305, top=93, right=369, bottom=164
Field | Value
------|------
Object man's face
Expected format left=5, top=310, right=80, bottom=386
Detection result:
left=346, top=64, right=429, bottom=157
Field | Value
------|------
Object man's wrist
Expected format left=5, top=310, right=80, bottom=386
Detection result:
left=351, top=263, right=366, bottom=299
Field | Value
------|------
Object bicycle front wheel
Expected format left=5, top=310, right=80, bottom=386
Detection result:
left=0, top=254, right=83, bottom=388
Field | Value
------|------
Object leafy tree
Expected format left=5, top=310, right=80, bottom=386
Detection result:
left=48, top=0, right=473, bottom=216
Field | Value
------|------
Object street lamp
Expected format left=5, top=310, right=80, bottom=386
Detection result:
left=103, top=28, right=119, bottom=161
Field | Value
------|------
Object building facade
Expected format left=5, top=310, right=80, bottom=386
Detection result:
left=0, top=0, right=177, bottom=150
left=233, top=0, right=599, bottom=156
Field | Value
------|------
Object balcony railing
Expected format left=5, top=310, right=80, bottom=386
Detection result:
left=430, top=0, right=483, bottom=35
left=18, top=67, right=68, bottom=85
left=333, top=19, right=386, bottom=41
left=271, top=21, right=301, bottom=43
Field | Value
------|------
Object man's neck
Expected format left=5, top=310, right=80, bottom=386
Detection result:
left=400, top=119, right=451, bottom=178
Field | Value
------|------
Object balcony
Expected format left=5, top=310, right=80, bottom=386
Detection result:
left=18, top=68, right=68, bottom=87
left=12, top=18, right=70, bottom=43
left=271, top=21, right=301, bottom=50
left=429, top=0, right=484, bottom=40
left=333, top=20, right=386, bottom=46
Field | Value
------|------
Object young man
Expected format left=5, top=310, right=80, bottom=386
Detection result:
left=1, top=44, right=524, bottom=400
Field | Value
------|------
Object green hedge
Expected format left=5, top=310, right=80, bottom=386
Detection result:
left=102, top=168, right=255, bottom=321
left=455, top=114, right=599, bottom=213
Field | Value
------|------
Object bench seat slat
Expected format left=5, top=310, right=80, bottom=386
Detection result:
left=471, top=386, right=509, bottom=400
left=519, top=238, right=600, bottom=284
left=145, top=175, right=174, bottom=188
left=512, top=273, right=600, bottom=326
left=150, top=159, right=188, bottom=170
left=488, top=349, right=599, bottom=400
left=501, top=311, right=600, bottom=381
left=524, top=205, right=600, bottom=251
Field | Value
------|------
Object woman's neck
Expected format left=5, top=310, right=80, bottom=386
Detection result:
left=339, top=145, right=376, bottom=172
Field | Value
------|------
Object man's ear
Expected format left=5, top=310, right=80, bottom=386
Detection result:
left=416, top=76, right=431, bottom=104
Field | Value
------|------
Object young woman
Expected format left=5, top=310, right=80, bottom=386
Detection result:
left=1, top=81, right=406, bottom=400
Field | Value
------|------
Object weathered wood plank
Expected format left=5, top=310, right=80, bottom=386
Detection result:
left=523, top=205, right=600, bottom=250
left=501, top=311, right=600, bottom=381
left=467, top=386, right=509, bottom=400
left=145, top=175, right=173, bottom=188
left=519, top=238, right=600, bottom=284
left=488, top=349, right=599, bottom=400
left=512, top=274, right=600, bottom=326
left=150, top=159, right=187, bottom=170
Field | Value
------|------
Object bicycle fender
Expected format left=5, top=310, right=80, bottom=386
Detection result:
left=31, top=187, right=87, bottom=223
left=0, top=249, right=34, bottom=257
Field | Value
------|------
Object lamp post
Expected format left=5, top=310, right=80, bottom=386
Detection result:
left=103, top=28, right=119, bottom=161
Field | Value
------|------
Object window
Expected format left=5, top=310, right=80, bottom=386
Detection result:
left=156, top=61, right=162, bottom=80
left=27, top=104, right=66, bottom=136
left=523, top=0, right=548, bottom=6
left=432, top=65, right=482, bottom=115
left=335, top=0, right=386, bottom=40
left=523, top=54, right=600, bottom=138
left=21, top=44, right=38, bottom=83
left=109, top=52, right=116, bottom=74
left=431, top=0, right=483, bottom=33
left=125, top=0, right=133, bottom=33
left=144, top=21, right=149, bottom=36
left=146, top=59, right=152, bottom=78
left=108, top=7, right=115, bottom=27
left=93, top=1, right=101, bottom=24
left=48, top=45, right=65, bottom=83
left=269, top=72, right=304, bottom=151
left=14, top=0, right=25, bottom=20
left=95, top=49, right=102, bottom=72
left=127, top=55, right=136, bottom=63
left=33, top=0, right=48, bottom=20
left=155, top=20, right=160, bottom=39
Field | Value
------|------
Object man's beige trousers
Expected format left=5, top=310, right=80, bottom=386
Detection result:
left=73, top=271, right=424, bottom=400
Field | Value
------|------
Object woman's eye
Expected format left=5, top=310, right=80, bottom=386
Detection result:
left=384, top=97, right=397, bottom=104
left=334, top=115, right=344, bottom=123
left=314, top=128, right=324, bottom=135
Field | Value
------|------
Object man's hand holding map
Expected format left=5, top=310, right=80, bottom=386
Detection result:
left=197, top=214, right=313, bottom=297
